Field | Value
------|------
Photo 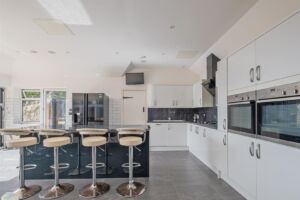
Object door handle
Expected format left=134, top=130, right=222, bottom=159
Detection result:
left=256, top=143, right=261, bottom=159
left=142, top=107, right=145, bottom=112
left=250, top=68, right=254, bottom=83
left=256, top=65, right=261, bottom=81
left=249, top=142, right=254, bottom=157
left=223, top=119, right=226, bottom=130
left=222, top=134, right=227, bottom=146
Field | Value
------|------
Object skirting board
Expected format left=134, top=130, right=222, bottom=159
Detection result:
left=150, top=146, right=189, bottom=151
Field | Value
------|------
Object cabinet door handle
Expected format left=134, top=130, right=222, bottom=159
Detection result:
left=249, top=142, right=254, bottom=157
left=203, top=129, right=206, bottom=137
left=250, top=68, right=254, bottom=83
left=223, top=135, right=227, bottom=146
left=256, top=65, right=261, bottom=81
left=223, top=119, right=226, bottom=130
left=256, top=143, right=261, bottom=159
left=154, top=100, right=157, bottom=106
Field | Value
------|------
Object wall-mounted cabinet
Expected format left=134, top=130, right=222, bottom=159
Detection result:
left=228, top=11, right=300, bottom=94
left=148, top=85, right=193, bottom=108
left=192, top=81, right=213, bottom=108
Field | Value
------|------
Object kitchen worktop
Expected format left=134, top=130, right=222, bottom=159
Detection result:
left=148, top=120, right=217, bottom=129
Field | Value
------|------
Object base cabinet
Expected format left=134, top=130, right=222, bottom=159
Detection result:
left=256, top=139, right=300, bottom=200
left=228, top=132, right=257, bottom=200
left=149, top=123, right=187, bottom=150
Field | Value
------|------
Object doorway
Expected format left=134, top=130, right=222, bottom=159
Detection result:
left=123, top=90, right=146, bottom=125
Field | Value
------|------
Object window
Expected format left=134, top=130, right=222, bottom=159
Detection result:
left=22, top=89, right=41, bottom=123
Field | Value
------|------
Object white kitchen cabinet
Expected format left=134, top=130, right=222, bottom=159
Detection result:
left=149, top=123, right=168, bottom=147
left=256, top=12, right=300, bottom=84
left=167, top=123, right=187, bottom=146
left=148, top=85, right=193, bottom=108
left=193, top=81, right=213, bottom=107
left=189, top=125, right=201, bottom=158
left=148, top=123, right=187, bottom=150
left=228, top=42, right=256, bottom=93
left=216, top=58, right=228, bottom=133
left=228, top=132, right=256, bottom=200
left=208, top=130, right=227, bottom=179
left=256, top=139, right=300, bottom=200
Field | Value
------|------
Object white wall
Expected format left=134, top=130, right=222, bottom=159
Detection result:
left=7, top=56, right=199, bottom=127
left=190, top=0, right=300, bottom=79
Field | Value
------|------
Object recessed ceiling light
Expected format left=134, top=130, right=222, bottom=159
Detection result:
left=115, top=52, right=119, bottom=55
left=140, top=56, right=147, bottom=59
left=37, top=0, right=92, bottom=25
left=48, top=50, right=56, bottom=54
left=30, top=50, right=38, bottom=54
left=161, top=53, right=166, bottom=56
left=141, top=60, right=147, bottom=63
left=169, top=25, right=176, bottom=30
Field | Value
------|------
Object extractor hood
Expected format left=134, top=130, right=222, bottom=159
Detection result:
left=202, top=53, right=220, bottom=96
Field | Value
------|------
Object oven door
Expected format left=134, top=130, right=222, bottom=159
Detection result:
left=228, top=101, right=256, bottom=135
left=257, top=97, right=300, bottom=143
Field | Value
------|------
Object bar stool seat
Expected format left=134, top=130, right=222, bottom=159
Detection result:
left=119, top=136, right=142, bottom=146
left=82, top=136, right=106, bottom=147
left=43, top=137, right=70, bottom=147
left=6, top=137, right=37, bottom=148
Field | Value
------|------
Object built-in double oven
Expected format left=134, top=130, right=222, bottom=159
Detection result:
left=228, top=91, right=256, bottom=136
left=228, top=82, right=300, bottom=145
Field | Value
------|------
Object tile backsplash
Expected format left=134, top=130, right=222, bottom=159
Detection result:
left=148, top=107, right=217, bottom=123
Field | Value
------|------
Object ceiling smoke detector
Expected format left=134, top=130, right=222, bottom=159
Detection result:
left=48, top=50, right=56, bottom=54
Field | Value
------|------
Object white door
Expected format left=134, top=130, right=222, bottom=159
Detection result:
left=256, top=139, right=300, bottom=200
left=123, top=90, right=146, bottom=125
left=149, top=123, right=168, bottom=147
left=228, top=132, right=257, bottom=200
left=167, top=123, right=187, bottom=146
left=256, top=12, right=300, bottom=84
left=228, top=42, right=256, bottom=93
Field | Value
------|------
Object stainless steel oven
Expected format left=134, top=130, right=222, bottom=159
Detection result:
left=257, top=82, right=300, bottom=144
left=228, top=91, right=256, bottom=135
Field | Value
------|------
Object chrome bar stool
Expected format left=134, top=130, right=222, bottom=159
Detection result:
left=0, top=128, right=41, bottom=199
left=77, top=128, right=110, bottom=198
left=38, top=129, right=74, bottom=199
left=116, top=128, right=146, bottom=198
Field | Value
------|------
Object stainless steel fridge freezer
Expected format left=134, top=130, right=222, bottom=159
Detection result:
left=72, top=93, right=109, bottom=126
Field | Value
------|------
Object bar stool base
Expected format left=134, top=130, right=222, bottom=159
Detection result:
left=39, top=183, right=74, bottom=199
left=15, top=185, right=41, bottom=200
left=79, top=183, right=110, bottom=198
left=116, top=182, right=146, bottom=198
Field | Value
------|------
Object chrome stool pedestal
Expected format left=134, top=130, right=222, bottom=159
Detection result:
left=38, top=129, right=74, bottom=199
left=77, top=129, right=110, bottom=198
left=116, top=128, right=146, bottom=198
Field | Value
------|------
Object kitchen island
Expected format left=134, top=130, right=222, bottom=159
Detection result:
left=24, top=125, right=149, bottom=180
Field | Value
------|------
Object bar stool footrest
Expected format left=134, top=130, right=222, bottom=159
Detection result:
left=85, top=162, right=105, bottom=169
left=121, top=162, right=141, bottom=168
left=15, top=185, right=41, bottom=199
left=79, top=183, right=110, bottom=198
left=50, top=163, right=70, bottom=170
left=116, top=182, right=146, bottom=198
left=39, top=183, right=74, bottom=199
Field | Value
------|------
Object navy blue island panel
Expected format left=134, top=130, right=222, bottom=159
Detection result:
left=24, top=125, right=149, bottom=180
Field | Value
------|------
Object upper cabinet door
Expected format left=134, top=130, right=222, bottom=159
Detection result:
left=153, top=86, right=174, bottom=107
left=228, top=42, right=256, bottom=93
left=256, top=12, right=300, bottom=84
left=193, top=82, right=202, bottom=107
left=176, top=86, right=193, bottom=108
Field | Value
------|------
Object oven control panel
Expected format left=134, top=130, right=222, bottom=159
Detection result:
left=257, top=82, right=300, bottom=100
left=228, top=91, right=256, bottom=103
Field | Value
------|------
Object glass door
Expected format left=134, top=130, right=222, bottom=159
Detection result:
left=257, top=98, right=300, bottom=143
left=87, top=93, right=104, bottom=125
left=228, top=102, right=256, bottom=134
left=44, top=89, right=66, bottom=129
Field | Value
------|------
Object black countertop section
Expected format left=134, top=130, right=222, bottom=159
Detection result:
left=148, top=120, right=217, bottom=130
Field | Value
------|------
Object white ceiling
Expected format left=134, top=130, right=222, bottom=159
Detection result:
left=0, top=0, right=257, bottom=76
